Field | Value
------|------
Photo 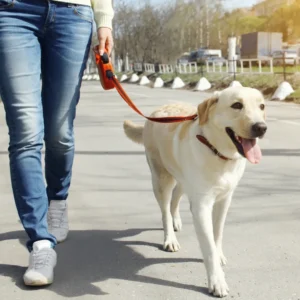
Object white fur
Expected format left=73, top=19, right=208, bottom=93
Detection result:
left=123, top=86, right=266, bottom=298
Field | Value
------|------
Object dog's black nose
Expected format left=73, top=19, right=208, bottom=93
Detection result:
left=252, top=122, right=267, bottom=137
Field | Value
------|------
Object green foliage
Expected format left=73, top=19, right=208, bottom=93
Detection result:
left=113, top=0, right=300, bottom=64
left=259, top=0, right=300, bottom=42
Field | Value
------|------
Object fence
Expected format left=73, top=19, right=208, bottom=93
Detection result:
left=133, top=63, right=143, bottom=72
left=144, top=63, right=155, bottom=73
left=206, top=61, right=229, bottom=73
left=206, top=59, right=274, bottom=75
left=158, top=64, right=174, bottom=73
left=239, top=59, right=274, bottom=74
left=82, top=51, right=300, bottom=81
left=176, top=62, right=198, bottom=74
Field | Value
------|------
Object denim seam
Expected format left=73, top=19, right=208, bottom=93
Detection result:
left=2, top=99, right=23, bottom=212
left=76, top=25, right=93, bottom=106
left=42, top=0, right=51, bottom=34
left=10, top=159, right=24, bottom=214
left=73, top=7, right=93, bottom=23
left=0, top=0, right=15, bottom=10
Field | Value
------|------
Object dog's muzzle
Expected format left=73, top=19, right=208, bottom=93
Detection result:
left=251, top=122, right=267, bottom=138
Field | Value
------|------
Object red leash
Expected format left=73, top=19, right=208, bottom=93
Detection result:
left=93, top=46, right=198, bottom=124
left=93, top=47, right=230, bottom=160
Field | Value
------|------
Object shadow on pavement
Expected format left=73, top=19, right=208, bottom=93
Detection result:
left=262, top=149, right=300, bottom=156
left=0, top=229, right=207, bottom=298
left=0, top=148, right=300, bottom=156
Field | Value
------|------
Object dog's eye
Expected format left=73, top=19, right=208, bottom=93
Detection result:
left=260, top=104, right=265, bottom=110
left=231, top=102, right=243, bottom=110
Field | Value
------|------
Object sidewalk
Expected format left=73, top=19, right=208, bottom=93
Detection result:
left=1, top=82, right=300, bottom=300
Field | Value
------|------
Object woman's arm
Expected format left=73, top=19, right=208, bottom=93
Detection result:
left=91, top=0, right=114, bottom=30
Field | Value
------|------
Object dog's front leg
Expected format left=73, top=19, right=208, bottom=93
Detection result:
left=213, top=191, right=233, bottom=266
left=189, top=195, right=229, bottom=298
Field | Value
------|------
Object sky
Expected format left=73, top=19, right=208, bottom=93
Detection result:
left=221, top=0, right=258, bottom=10
left=136, top=0, right=259, bottom=10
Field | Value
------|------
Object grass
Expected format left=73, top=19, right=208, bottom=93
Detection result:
left=114, top=69, right=300, bottom=103
left=286, top=88, right=300, bottom=103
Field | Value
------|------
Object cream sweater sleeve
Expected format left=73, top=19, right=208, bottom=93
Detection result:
left=91, top=0, right=114, bottom=30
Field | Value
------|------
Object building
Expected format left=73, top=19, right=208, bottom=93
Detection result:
left=252, top=0, right=295, bottom=17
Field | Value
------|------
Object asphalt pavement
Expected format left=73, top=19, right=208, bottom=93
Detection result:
left=0, top=82, right=300, bottom=300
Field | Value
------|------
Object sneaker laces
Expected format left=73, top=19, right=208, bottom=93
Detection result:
left=48, top=206, right=65, bottom=228
left=32, top=250, right=51, bottom=269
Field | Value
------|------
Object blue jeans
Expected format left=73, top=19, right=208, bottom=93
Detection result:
left=0, top=0, right=93, bottom=251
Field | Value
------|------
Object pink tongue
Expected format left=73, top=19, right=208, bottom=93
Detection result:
left=240, top=138, right=262, bottom=164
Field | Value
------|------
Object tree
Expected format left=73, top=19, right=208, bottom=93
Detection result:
left=112, top=0, right=296, bottom=64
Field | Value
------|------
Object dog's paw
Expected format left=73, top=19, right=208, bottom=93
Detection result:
left=173, top=217, right=182, bottom=232
left=208, top=273, right=229, bottom=298
left=163, top=237, right=181, bottom=252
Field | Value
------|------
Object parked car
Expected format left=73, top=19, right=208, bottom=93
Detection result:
left=205, top=56, right=227, bottom=67
left=190, top=49, right=222, bottom=65
left=177, top=53, right=191, bottom=64
left=272, top=50, right=298, bottom=66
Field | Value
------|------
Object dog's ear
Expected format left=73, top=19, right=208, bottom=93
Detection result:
left=197, top=97, right=218, bottom=125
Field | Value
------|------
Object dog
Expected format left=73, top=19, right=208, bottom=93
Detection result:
left=123, top=86, right=267, bottom=297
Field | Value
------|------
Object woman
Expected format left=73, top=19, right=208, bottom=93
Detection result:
left=0, top=0, right=114, bottom=286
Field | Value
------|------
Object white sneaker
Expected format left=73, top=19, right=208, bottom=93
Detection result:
left=47, top=200, right=69, bottom=243
left=23, top=240, right=57, bottom=286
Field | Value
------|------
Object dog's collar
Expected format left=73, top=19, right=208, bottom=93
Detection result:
left=196, top=135, right=231, bottom=161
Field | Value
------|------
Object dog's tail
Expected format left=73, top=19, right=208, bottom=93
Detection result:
left=123, top=120, right=144, bottom=145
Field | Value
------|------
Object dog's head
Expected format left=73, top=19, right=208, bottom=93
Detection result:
left=197, top=86, right=267, bottom=164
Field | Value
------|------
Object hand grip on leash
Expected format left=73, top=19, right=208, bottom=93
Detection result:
left=93, top=45, right=198, bottom=123
left=93, top=45, right=115, bottom=90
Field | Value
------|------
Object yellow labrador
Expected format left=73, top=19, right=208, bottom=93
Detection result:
left=123, top=86, right=267, bottom=297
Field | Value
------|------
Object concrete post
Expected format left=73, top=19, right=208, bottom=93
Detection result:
left=228, top=36, right=237, bottom=75
left=125, top=53, right=129, bottom=72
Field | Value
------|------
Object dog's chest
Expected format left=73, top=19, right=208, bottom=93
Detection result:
left=181, top=159, right=245, bottom=197
left=214, top=161, right=246, bottom=192
left=216, top=171, right=240, bottom=192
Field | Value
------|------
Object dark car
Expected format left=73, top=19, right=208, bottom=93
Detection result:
left=177, top=54, right=191, bottom=64
left=205, top=56, right=227, bottom=67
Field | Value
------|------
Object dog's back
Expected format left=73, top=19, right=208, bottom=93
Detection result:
left=123, top=103, right=197, bottom=145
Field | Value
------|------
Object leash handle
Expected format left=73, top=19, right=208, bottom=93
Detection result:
left=93, top=45, right=115, bottom=90
left=93, top=46, right=198, bottom=123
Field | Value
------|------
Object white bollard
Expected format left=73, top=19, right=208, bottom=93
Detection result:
left=229, top=81, right=243, bottom=88
left=171, top=77, right=185, bottom=89
left=153, top=77, right=164, bottom=88
left=129, top=73, right=139, bottom=83
left=271, top=81, right=294, bottom=101
left=120, top=74, right=128, bottom=82
left=139, top=75, right=150, bottom=85
left=92, top=74, right=99, bottom=80
left=194, top=77, right=211, bottom=91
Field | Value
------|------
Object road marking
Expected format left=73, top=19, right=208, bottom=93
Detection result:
left=130, top=92, right=151, bottom=98
left=279, top=120, right=300, bottom=126
left=267, top=117, right=300, bottom=126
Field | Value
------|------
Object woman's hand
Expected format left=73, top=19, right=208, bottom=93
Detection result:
left=97, top=27, right=114, bottom=56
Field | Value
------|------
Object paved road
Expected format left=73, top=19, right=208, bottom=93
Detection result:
left=0, top=82, right=300, bottom=300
